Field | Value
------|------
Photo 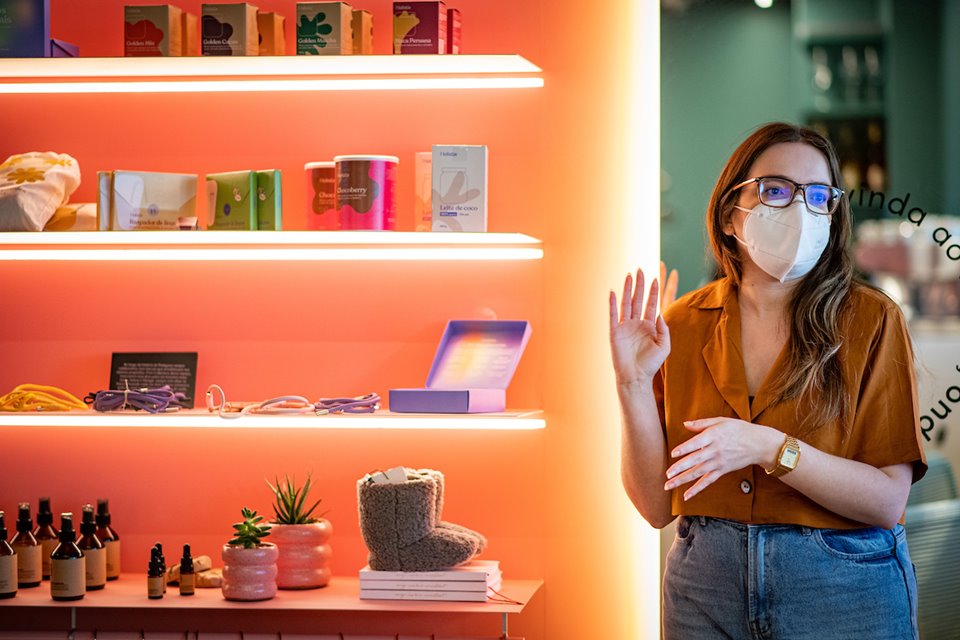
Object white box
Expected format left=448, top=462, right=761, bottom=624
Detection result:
left=431, top=145, right=487, bottom=232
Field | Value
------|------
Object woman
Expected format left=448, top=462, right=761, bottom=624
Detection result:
left=610, top=122, right=926, bottom=639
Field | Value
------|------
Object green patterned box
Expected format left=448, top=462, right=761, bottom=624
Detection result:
left=296, top=2, right=353, bottom=55
left=256, top=169, right=282, bottom=230
left=206, top=170, right=257, bottom=230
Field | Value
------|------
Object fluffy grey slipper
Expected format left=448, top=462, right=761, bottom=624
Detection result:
left=357, top=471, right=480, bottom=571
left=412, top=468, right=488, bottom=553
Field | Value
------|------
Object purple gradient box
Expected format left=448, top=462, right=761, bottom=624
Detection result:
left=389, top=320, right=531, bottom=414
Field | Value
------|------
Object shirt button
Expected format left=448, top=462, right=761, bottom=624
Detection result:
left=740, top=480, right=752, bottom=494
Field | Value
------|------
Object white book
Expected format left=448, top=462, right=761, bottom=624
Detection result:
left=359, top=588, right=495, bottom=602
left=359, top=559, right=500, bottom=582
left=359, top=575, right=502, bottom=592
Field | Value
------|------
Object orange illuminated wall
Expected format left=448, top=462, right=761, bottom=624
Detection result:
left=0, top=1, right=659, bottom=638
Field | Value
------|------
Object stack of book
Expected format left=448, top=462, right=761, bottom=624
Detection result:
left=359, top=560, right=502, bottom=602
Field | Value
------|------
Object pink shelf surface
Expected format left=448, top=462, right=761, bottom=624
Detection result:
left=0, top=575, right=542, bottom=615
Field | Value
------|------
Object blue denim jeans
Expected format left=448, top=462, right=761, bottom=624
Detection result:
left=663, top=516, right=918, bottom=640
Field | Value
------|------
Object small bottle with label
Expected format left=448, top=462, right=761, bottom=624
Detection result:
left=77, top=505, right=105, bottom=591
left=147, top=548, right=164, bottom=600
left=11, top=503, right=40, bottom=588
left=33, top=497, right=58, bottom=580
left=0, top=511, right=17, bottom=599
left=95, top=499, right=120, bottom=581
left=50, top=513, right=84, bottom=601
left=154, top=542, right=167, bottom=593
left=179, top=544, right=195, bottom=596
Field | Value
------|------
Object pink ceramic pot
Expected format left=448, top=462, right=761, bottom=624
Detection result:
left=270, top=520, right=333, bottom=589
left=221, top=542, right=279, bottom=601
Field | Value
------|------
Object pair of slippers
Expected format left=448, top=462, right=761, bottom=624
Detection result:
left=357, top=467, right=486, bottom=572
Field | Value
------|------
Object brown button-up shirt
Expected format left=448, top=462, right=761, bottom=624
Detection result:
left=655, top=277, right=927, bottom=529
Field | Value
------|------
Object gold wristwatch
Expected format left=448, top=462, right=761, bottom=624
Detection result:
left=765, top=435, right=801, bottom=478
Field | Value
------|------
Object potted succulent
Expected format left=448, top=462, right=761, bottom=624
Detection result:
left=221, top=507, right=279, bottom=601
left=266, top=472, right=333, bottom=589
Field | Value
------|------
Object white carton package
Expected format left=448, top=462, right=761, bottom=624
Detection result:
left=431, top=144, right=487, bottom=232
left=98, top=171, right=198, bottom=230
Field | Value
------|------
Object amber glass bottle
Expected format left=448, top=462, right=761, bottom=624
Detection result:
left=0, top=511, right=16, bottom=599
left=49, top=513, right=84, bottom=601
left=33, top=497, right=58, bottom=580
left=95, top=499, right=120, bottom=581
left=11, top=503, right=40, bottom=588
left=77, top=505, right=105, bottom=591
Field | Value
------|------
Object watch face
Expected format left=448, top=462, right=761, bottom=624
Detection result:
left=781, top=448, right=800, bottom=469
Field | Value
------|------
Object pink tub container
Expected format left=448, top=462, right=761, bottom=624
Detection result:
left=334, top=155, right=398, bottom=230
left=305, top=161, right=337, bottom=230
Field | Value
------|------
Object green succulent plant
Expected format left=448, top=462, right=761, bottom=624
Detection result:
left=228, top=507, right=271, bottom=548
left=266, top=472, right=326, bottom=524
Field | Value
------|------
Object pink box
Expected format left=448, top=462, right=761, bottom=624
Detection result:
left=389, top=320, right=532, bottom=414
left=393, top=2, right=446, bottom=54
left=446, top=8, right=460, bottom=54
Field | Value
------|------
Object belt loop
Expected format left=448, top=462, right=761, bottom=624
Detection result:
left=800, top=526, right=812, bottom=536
left=698, top=516, right=707, bottom=527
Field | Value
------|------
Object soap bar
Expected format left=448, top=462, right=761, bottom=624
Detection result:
left=165, top=554, right=212, bottom=583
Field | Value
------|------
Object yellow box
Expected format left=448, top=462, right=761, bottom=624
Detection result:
left=257, top=12, right=286, bottom=55
left=98, top=171, right=199, bottom=231
left=182, top=12, right=199, bottom=56
left=351, top=9, right=373, bottom=54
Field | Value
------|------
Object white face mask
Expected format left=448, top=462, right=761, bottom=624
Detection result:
left=732, top=199, right=831, bottom=283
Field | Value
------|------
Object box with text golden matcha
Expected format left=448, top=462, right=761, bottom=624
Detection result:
left=124, top=5, right=183, bottom=56
left=296, top=2, right=353, bottom=55
left=201, top=3, right=259, bottom=56
left=206, top=170, right=258, bottom=230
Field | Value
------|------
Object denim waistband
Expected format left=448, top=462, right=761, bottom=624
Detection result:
left=684, top=515, right=814, bottom=536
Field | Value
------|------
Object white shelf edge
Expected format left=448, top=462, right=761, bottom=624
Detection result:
left=0, top=409, right=546, bottom=430
left=0, top=55, right=544, bottom=93
left=0, top=232, right=544, bottom=261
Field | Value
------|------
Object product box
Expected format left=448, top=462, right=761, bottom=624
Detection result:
left=432, top=144, right=487, bottom=232
left=297, top=2, right=353, bottom=55
left=256, top=169, right=282, bottom=230
left=125, top=5, right=183, bottom=56
left=0, top=0, right=49, bottom=58
left=389, top=320, right=532, bottom=414
left=182, top=11, right=199, bottom=55
left=446, top=8, right=460, bottom=54
left=414, top=151, right=432, bottom=231
left=49, top=38, right=78, bottom=57
left=98, top=171, right=199, bottom=231
left=206, top=170, right=258, bottom=230
left=393, top=2, right=446, bottom=54
left=201, top=3, right=259, bottom=56
left=351, top=9, right=373, bottom=54
left=305, top=161, right=337, bottom=230
left=257, top=11, right=285, bottom=55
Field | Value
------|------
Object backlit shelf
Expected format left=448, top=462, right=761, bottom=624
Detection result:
left=0, top=408, right=546, bottom=430
left=0, top=231, right=544, bottom=261
left=0, top=54, right=544, bottom=93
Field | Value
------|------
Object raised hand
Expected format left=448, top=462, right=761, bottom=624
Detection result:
left=609, top=269, right=671, bottom=386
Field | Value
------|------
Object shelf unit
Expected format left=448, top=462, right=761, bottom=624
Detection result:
left=0, top=575, right=543, bottom=637
left=0, top=409, right=546, bottom=430
left=0, top=231, right=544, bottom=261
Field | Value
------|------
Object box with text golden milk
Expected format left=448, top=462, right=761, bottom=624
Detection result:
left=124, top=5, right=183, bottom=56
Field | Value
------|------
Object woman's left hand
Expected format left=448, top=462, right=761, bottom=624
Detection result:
left=664, top=418, right=781, bottom=500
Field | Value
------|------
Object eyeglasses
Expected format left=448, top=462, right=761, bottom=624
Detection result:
left=727, top=176, right=844, bottom=215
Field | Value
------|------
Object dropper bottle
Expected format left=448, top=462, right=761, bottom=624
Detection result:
left=147, top=547, right=164, bottom=599
left=77, top=505, right=106, bottom=591
left=33, top=497, right=58, bottom=580
left=179, top=544, right=195, bottom=596
left=50, top=513, right=84, bottom=601
left=0, top=512, right=16, bottom=599
left=95, top=499, right=120, bottom=581
left=10, top=503, right=40, bottom=588
left=154, top=542, right=167, bottom=593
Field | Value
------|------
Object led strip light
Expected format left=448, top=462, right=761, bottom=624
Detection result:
left=0, top=410, right=546, bottom=430
left=0, top=232, right=544, bottom=261
left=0, top=55, right=544, bottom=94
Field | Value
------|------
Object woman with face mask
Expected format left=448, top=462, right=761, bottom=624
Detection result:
left=610, top=122, right=926, bottom=639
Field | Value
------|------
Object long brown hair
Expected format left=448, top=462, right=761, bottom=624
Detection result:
left=706, top=122, right=854, bottom=434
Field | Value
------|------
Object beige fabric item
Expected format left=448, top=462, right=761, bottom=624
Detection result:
left=0, top=152, right=81, bottom=231
left=43, top=202, right=97, bottom=231
left=165, top=553, right=213, bottom=583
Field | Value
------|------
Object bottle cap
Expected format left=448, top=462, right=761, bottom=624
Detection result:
left=58, top=513, right=76, bottom=543
left=96, top=499, right=111, bottom=527
left=180, top=543, right=193, bottom=572
left=16, top=502, right=32, bottom=532
left=80, top=504, right=97, bottom=536
left=37, top=497, right=53, bottom=526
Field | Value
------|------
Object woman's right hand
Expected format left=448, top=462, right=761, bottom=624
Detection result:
left=609, top=268, right=671, bottom=386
